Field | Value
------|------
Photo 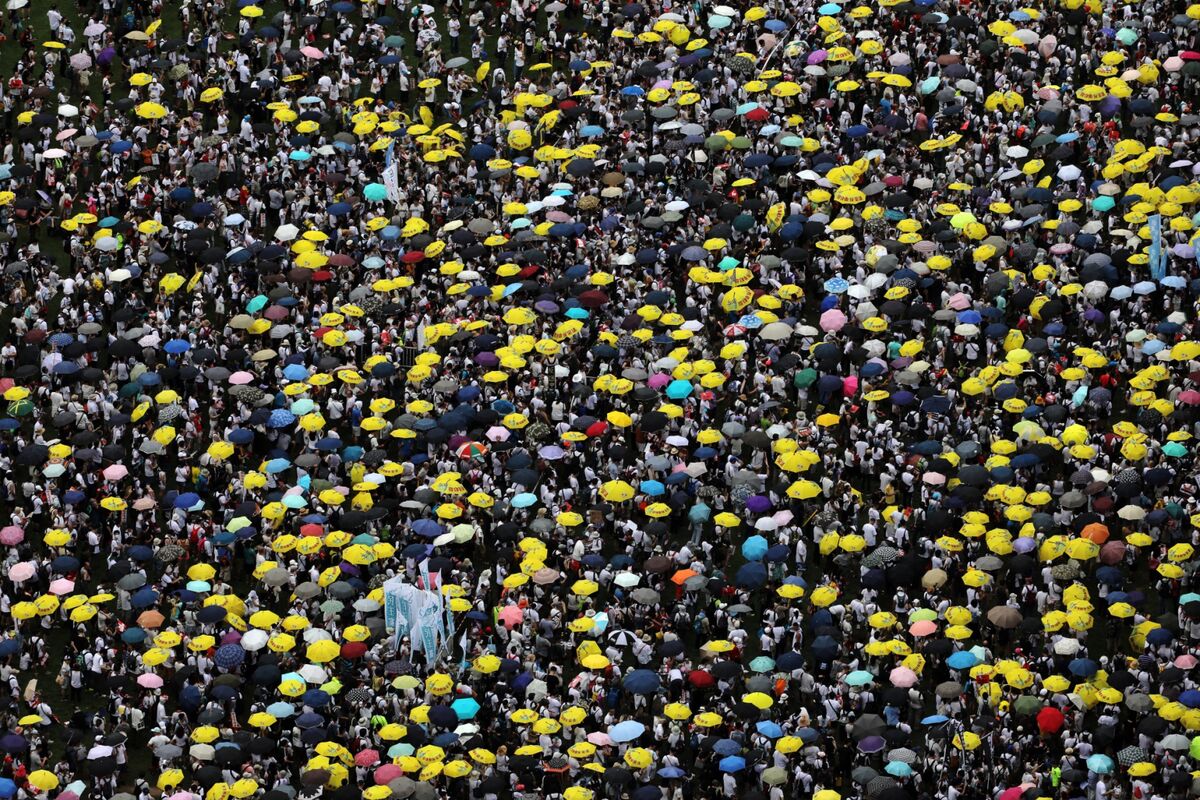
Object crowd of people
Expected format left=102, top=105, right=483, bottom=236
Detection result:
left=0, top=0, right=1197, bottom=799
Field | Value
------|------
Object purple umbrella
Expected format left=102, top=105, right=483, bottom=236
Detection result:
left=745, top=495, right=772, bottom=514
left=96, top=47, right=117, bottom=65
left=858, top=735, right=886, bottom=753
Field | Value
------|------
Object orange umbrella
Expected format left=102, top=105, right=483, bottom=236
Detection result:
left=1080, top=523, right=1109, bottom=544
left=138, top=610, right=166, bottom=628
left=671, top=569, right=698, bottom=585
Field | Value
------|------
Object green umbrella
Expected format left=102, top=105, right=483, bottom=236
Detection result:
left=1013, top=695, right=1041, bottom=715
left=1164, top=442, right=1188, bottom=457
left=794, top=368, right=818, bottom=387
left=6, top=399, right=32, bottom=417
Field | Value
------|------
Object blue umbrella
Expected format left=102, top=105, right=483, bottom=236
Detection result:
left=174, top=492, right=201, bottom=509
left=512, top=493, right=537, bottom=508
left=609, top=720, right=645, bottom=742
left=755, top=721, right=783, bottom=738
left=131, top=588, right=159, bottom=608
left=266, top=702, right=295, bottom=718
left=363, top=183, right=388, bottom=201
left=718, top=756, right=746, bottom=772
left=639, top=480, right=665, bottom=496
left=741, top=535, right=769, bottom=561
left=1087, top=754, right=1114, bottom=774
left=665, top=379, right=693, bottom=399
left=885, top=762, right=913, bottom=777
left=268, top=409, right=296, bottom=428
left=712, top=739, right=741, bottom=756
left=451, top=697, right=480, bottom=719
left=120, top=628, right=146, bottom=644
left=946, top=651, right=979, bottom=669
left=623, top=669, right=661, bottom=694
left=214, top=644, right=245, bottom=669
left=735, top=561, right=767, bottom=589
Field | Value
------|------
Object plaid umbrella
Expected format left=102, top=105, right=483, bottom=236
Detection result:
left=1117, top=746, right=1148, bottom=766
left=863, top=546, right=899, bottom=568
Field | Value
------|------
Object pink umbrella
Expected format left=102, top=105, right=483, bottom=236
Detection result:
left=354, top=749, right=381, bottom=767
left=647, top=373, right=671, bottom=389
left=1037, top=34, right=1057, bottom=58
left=889, top=666, right=918, bottom=687
left=922, top=472, right=946, bottom=485
left=170, top=793, right=193, bottom=800
left=497, top=604, right=524, bottom=628
left=102, top=464, right=129, bottom=480
left=946, top=292, right=971, bottom=310
left=908, top=620, right=938, bottom=637
left=374, top=765, right=403, bottom=785
left=229, top=371, right=254, bottom=384
left=300, top=45, right=325, bottom=59
left=1099, top=540, right=1126, bottom=564
left=49, top=578, right=75, bottom=595
left=819, top=308, right=847, bottom=332
left=1179, top=390, right=1200, bottom=405
left=1165, top=56, right=1185, bottom=72
left=133, top=497, right=156, bottom=510
left=1176, top=655, right=1198, bottom=669
left=137, top=673, right=164, bottom=689
left=586, top=732, right=613, bottom=746
left=842, top=375, right=858, bottom=396
left=264, top=305, right=290, bottom=320
left=0, top=526, right=23, bottom=546
left=8, top=562, right=34, bottom=582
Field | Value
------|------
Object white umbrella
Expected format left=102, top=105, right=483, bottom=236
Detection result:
left=274, top=223, right=299, bottom=241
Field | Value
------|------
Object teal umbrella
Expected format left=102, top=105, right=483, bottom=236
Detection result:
left=1164, top=442, right=1188, bottom=457
left=845, top=670, right=875, bottom=686
left=749, top=656, right=776, bottom=672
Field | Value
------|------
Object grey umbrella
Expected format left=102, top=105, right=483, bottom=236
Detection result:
left=631, top=588, right=660, bottom=605
left=935, top=681, right=963, bottom=699
left=851, top=714, right=886, bottom=740
left=851, top=766, right=878, bottom=784
left=986, top=606, right=1022, bottom=628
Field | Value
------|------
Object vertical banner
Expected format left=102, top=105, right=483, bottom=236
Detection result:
left=383, top=141, right=401, bottom=203
left=1149, top=214, right=1166, bottom=281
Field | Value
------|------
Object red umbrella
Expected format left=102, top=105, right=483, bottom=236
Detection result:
left=354, top=749, right=380, bottom=767
left=1036, top=706, right=1064, bottom=734
left=688, top=670, right=714, bottom=688
left=341, top=641, right=368, bottom=659
left=300, top=523, right=324, bottom=537
left=585, top=421, right=609, bottom=437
